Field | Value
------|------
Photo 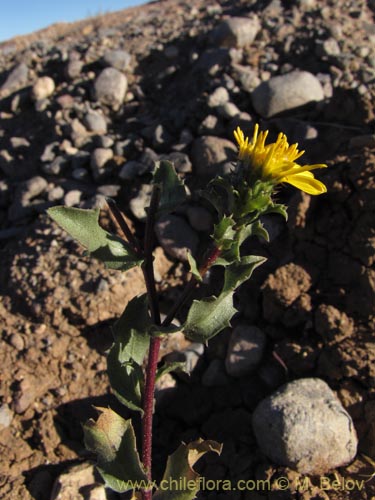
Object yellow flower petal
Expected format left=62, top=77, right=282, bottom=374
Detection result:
left=281, top=171, right=327, bottom=195
left=233, top=124, right=327, bottom=195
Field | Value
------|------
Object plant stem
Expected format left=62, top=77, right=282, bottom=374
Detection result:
left=162, top=244, right=221, bottom=327
left=141, top=185, right=161, bottom=500
left=106, top=198, right=143, bottom=256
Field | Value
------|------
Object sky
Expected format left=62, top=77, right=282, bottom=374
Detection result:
left=0, top=0, right=148, bottom=42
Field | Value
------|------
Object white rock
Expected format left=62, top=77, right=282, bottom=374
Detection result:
left=31, top=76, right=55, bottom=101
left=208, top=86, right=230, bottom=107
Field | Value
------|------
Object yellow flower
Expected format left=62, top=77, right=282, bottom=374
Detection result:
left=234, top=124, right=327, bottom=195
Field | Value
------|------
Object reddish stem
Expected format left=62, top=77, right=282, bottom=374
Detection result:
left=142, top=336, right=161, bottom=498
left=141, top=242, right=221, bottom=500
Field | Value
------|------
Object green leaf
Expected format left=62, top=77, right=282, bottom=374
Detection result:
left=265, top=202, right=288, bottom=220
left=213, top=216, right=236, bottom=250
left=183, top=254, right=266, bottom=342
left=153, top=160, right=187, bottom=214
left=183, top=292, right=236, bottom=343
left=187, top=252, right=202, bottom=282
left=222, top=255, right=267, bottom=293
left=107, top=344, right=144, bottom=413
left=153, top=440, right=222, bottom=500
left=113, top=295, right=151, bottom=365
left=156, top=361, right=188, bottom=381
left=83, top=407, right=148, bottom=493
left=47, top=206, right=142, bottom=271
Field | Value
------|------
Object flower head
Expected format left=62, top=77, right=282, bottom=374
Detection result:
left=234, top=124, right=327, bottom=195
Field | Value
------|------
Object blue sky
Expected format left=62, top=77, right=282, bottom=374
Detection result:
left=1, top=0, right=148, bottom=42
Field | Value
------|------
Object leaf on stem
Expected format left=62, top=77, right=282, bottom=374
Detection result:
left=107, top=345, right=144, bottom=413
left=112, top=295, right=151, bottom=365
left=83, top=407, right=148, bottom=493
left=107, top=295, right=153, bottom=413
left=215, top=220, right=269, bottom=267
left=187, top=252, right=202, bottom=282
left=47, top=206, right=142, bottom=270
left=182, top=256, right=266, bottom=342
left=153, top=439, right=222, bottom=500
left=153, top=160, right=187, bottom=215
left=182, top=293, right=236, bottom=343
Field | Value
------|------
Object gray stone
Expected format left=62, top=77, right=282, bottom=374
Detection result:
left=41, top=142, right=59, bottom=162
left=103, top=49, right=131, bottom=71
left=93, top=67, right=127, bottom=110
left=186, top=206, right=213, bottom=232
left=90, top=148, right=113, bottom=180
left=64, top=190, right=82, bottom=207
left=190, top=136, right=237, bottom=178
left=65, top=59, right=83, bottom=80
left=95, top=135, right=114, bottom=149
left=97, top=185, right=121, bottom=197
left=232, top=64, right=262, bottom=92
left=42, top=156, right=67, bottom=176
left=0, top=404, right=13, bottom=429
left=252, top=71, right=325, bottom=117
left=217, top=102, right=240, bottom=119
left=129, top=184, right=153, bottom=220
left=163, top=342, right=204, bottom=378
left=31, top=76, right=55, bottom=101
left=211, top=16, right=261, bottom=48
left=0, top=62, right=29, bottom=95
left=252, top=378, right=358, bottom=474
left=83, top=111, right=107, bottom=133
left=47, top=186, right=65, bottom=202
left=118, top=160, right=147, bottom=180
left=198, top=115, right=224, bottom=135
left=155, top=214, right=199, bottom=261
left=225, top=325, right=266, bottom=377
left=10, top=137, right=30, bottom=148
left=316, top=38, right=341, bottom=58
left=159, top=152, right=192, bottom=173
left=9, top=332, right=25, bottom=350
left=207, top=86, right=230, bottom=107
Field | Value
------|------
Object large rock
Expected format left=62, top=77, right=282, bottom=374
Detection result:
left=211, top=16, right=261, bottom=48
left=252, top=378, right=358, bottom=474
left=0, top=62, right=29, bottom=96
left=190, top=136, right=237, bottom=178
left=251, top=71, right=324, bottom=117
left=92, top=67, right=127, bottom=110
left=103, top=49, right=131, bottom=71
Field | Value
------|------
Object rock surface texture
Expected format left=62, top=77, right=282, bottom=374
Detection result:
left=252, top=378, right=358, bottom=474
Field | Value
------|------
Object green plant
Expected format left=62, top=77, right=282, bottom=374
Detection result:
left=48, top=123, right=327, bottom=499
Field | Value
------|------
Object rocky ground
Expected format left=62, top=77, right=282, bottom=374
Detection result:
left=1, top=0, right=375, bottom=498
